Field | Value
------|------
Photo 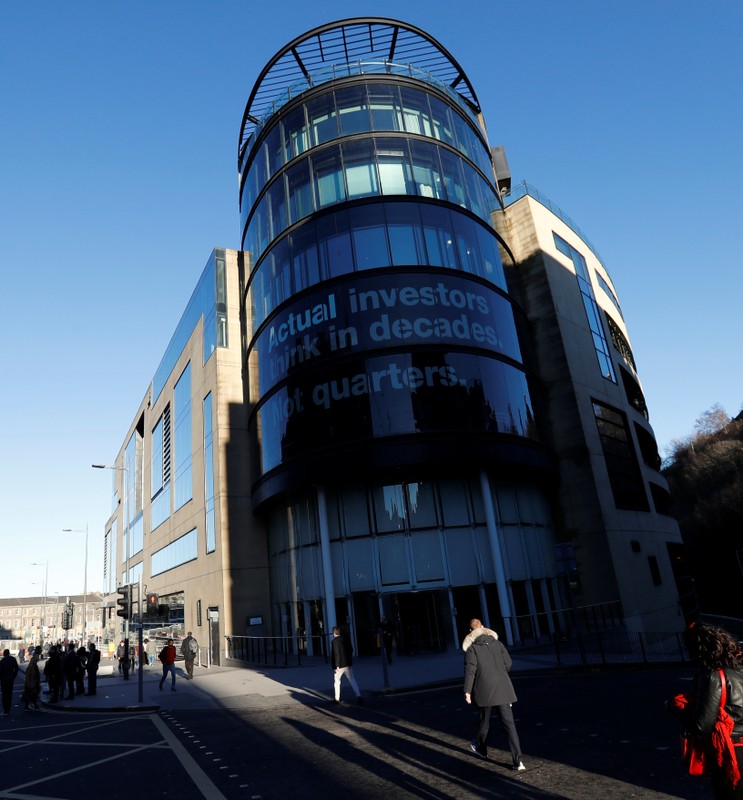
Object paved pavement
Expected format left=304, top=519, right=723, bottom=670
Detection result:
left=29, top=649, right=561, bottom=713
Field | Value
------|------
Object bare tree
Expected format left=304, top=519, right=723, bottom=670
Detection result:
left=693, top=403, right=731, bottom=439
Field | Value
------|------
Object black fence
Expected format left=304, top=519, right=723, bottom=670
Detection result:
left=226, top=634, right=328, bottom=667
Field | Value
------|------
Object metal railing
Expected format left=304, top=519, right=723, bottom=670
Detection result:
left=226, top=634, right=327, bottom=667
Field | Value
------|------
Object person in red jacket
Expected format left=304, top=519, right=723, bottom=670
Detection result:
left=158, top=639, right=177, bottom=692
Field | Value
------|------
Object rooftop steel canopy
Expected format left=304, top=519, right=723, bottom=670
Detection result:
left=238, top=17, right=482, bottom=159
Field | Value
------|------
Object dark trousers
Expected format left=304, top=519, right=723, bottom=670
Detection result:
left=87, top=670, right=97, bottom=695
left=476, top=703, right=522, bottom=764
left=1, top=682, right=13, bottom=713
left=65, top=676, right=75, bottom=699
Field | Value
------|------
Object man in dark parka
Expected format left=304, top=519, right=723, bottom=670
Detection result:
left=463, top=619, right=525, bottom=769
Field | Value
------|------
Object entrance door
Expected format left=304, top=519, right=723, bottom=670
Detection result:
left=207, top=608, right=220, bottom=666
left=451, top=585, right=483, bottom=645
left=397, top=590, right=446, bottom=655
left=351, top=592, right=379, bottom=656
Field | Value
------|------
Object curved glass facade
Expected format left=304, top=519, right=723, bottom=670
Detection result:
left=242, top=134, right=498, bottom=263
left=248, top=201, right=507, bottom=336
left=240, top=78, right=492, bottom=215
left=235, top=18, right=564, bottom=659
left=255, top=352, right=535, bottom=474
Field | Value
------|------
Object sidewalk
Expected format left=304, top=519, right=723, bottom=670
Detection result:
left=29, top=649, right=560, bottom=714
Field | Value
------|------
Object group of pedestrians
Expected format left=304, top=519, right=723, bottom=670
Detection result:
left=0, top=641, right=102, bottom=717
left=40, top=642, right=101, bottom=703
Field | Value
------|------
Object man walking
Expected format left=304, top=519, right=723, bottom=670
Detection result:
left=463, top=619, right=525, bottom=770
left=86, top=642, right=100, bottom=696
left=331, top=626, right=363, bottom=705
left=158, top=639, right=177, bottom=691
left=0, top=649, right=20, bottom=716
left=181, top=632, right=198, bottom=679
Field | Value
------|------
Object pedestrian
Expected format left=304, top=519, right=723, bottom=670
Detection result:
left=75, top=646, right=87, bottom=695
left=145, top=637, right=156, bottom=666
left=0, top=649, right=20, bottom=716
left=380, top=617, right=395, bottom=664
left=44, top=645, right=62, bottom=703
left=86, top=642, right=100, bottom=696
left=116, top=640, right=127, bottom=672
left=181, top=631, right=198, bottom=679
left=23, top=651, right=41, bottom=711
left=63, top=643, right=78, bottom=700
left=331, top=626, right=363, bottom=705
left=18, top=647, right=25, bottom=664
left=668, top=623, right=743, bottom=799
left=463, top=618, right=525, bottom=770
left=158, top=638, right=177, bottom=691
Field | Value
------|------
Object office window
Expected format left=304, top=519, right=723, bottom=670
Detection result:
left=173, top=364, right=193, bottom=511
left=593, top=400, right=649, bottom=511
left=554, top=233, right=616, bottom=383
left=151, top=406, right=172, bottom=530
left=151, top=529, right=198, bottom=576
left=204, top=393, right=216, bottom=554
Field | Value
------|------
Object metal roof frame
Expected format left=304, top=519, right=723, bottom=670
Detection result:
left=238, top=17, right=481, bottom=159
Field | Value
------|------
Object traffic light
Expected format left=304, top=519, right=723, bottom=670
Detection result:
left=116, top=586, right=131, bottom=619
left=146, top=593, right=159, bottom=616
left=62, top=610, right=71, bottom=630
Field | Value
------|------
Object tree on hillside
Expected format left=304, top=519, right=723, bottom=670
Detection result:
left=664, top=407, right=743, bottom=614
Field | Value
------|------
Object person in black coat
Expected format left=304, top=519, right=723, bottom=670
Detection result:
left=330, top=627, right=363, bottom=705
left=63, top=644, right=78, bottom=700
left=463, top=619, right=525, bottom=769
left=0, top=649, right=20, bottom=716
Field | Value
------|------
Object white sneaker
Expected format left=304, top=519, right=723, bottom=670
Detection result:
left=513, top=761, right=526, bottom=772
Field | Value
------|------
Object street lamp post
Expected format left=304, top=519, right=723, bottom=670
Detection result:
left=92, top=462, right=140, bottom=699
left=31, top=560, right=48, bottom=647
left=63, top=525, right=89, bottom=644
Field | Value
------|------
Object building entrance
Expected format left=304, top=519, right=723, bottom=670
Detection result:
left=394, top=590, right=447, bottom=656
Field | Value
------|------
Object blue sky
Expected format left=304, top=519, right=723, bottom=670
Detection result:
left=2, top=0, right=741, bottom=602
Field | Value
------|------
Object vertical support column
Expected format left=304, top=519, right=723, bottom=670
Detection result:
left=479, top=471, right=514, bottom=645
left=317, top=486, right=337, bottom=644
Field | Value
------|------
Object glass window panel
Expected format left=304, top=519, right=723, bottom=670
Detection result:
left=311, top=146, right=346, bottom=208
left=335, top=85, right=371, bottom=136
left=411, top=530, right=444, bottom=582
left=282, top=104, right=310, bottom=161
left=450, top=110, right=474, bottom=160
left=422, top=205, right=458, bottom=268
left=373, top=484, right=406, bottom=532
left=400, top=87, right=433, bottom=137
left=406, top=482, right=437, bottom=528
left=347, top=538, right=375, bottom=591
left=307, top=92, right=339, bottom=146
left=368, top=84, right=403, bottom=131
left=452, top=213, right=481, bottom=274
left=249, top=145, right=268, bottom=207
left=375, top=138, right=414, bottom=195
left=340, top=486, right=370, bottom=537
left=428, top=95, right=456, bottom=146
left=290, top=226, right=320, bottom=291
left=386, top=202, right=425, bottom=266
left=379, top=535, right=410, bottom=585
left=349, top=205, right=389, bottom=271
left=267, top=176, right=287, bottom=239
left=286, top=158, right=314, bottom=223
left=316, top=212, right=352, bottom=279
left=264, top=124, right=283, bottom=178
left=410, top=140, right=445, bottom=199
left=439, top=479, right=471, bottom=526
left=462, top=163, right=487, bottom=218
left=475, top=223, right=507, bottom=288
left=440, top=148, right=468, bottom=206
left=342, top=139, right=379, bottom=199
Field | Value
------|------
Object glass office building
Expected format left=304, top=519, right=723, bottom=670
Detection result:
left=100, top=19, right=686, bottom=662
left=238, top=19, right=563, bottom=654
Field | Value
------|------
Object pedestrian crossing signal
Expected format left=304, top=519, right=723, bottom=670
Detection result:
left=146, top=593, right=159, bottom=615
